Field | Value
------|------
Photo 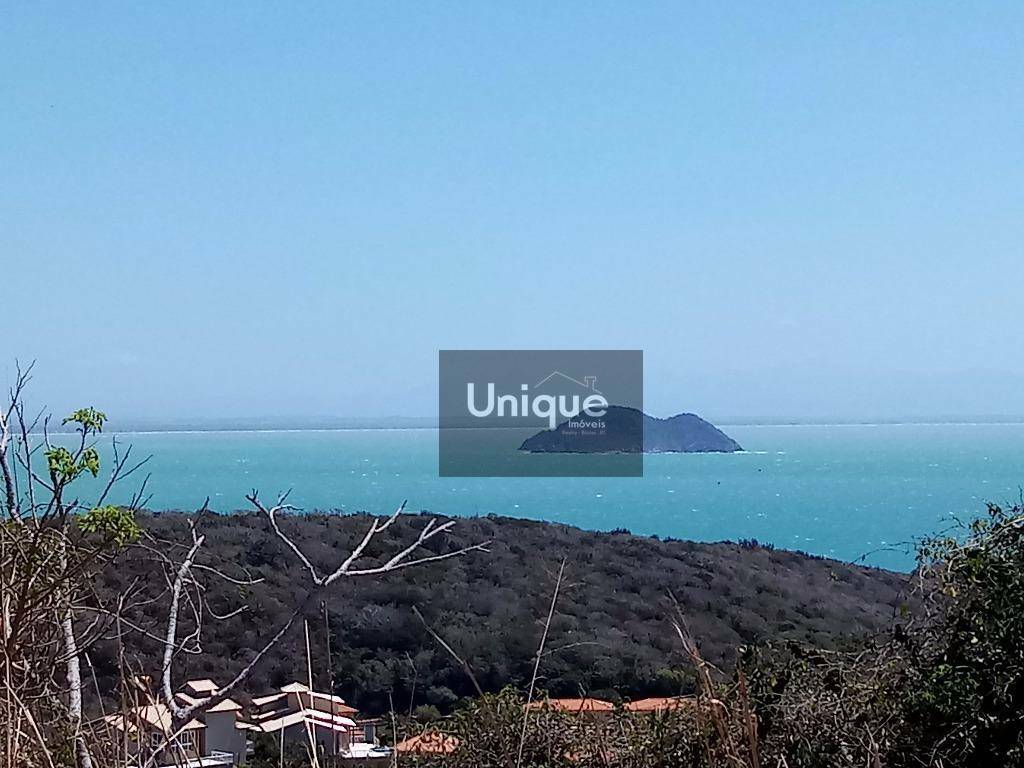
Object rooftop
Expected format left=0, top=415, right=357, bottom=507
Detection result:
left=394, top=732, right=460, bottom=755
left=254, top=708, right=356, bottom=733
left=250, top=691, right=287, bottom=707
left=175, top=691, right=243, bottom=713
left=101, top=704, right=204, bottom=735
left=623, top=696, right=694, bottom=712
left=182, top=679, right=219, bottom=693
left=526, top=697, right=615, bottom=713
left=252, top=682, right=357, bottom=714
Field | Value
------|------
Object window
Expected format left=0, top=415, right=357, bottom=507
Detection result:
left=177, top=730, right=199, bottom=755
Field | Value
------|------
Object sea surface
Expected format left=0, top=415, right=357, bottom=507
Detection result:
left=62, top=424, right=1024, bottom=572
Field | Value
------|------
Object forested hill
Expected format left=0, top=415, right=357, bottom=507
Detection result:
left=94, top=511, right=909, bottom=716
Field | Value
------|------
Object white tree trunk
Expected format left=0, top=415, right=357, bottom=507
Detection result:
left=60, top=543, right=94, bottom=768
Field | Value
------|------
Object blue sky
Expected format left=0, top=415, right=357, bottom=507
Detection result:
left=3, top=2, right=1023, bottom=421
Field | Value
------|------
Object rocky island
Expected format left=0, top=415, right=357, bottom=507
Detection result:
left=519, top=405, right=742, bottom=453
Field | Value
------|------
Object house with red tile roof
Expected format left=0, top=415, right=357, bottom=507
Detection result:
left=525, top=697, right=616, bottom=716
left=623, top=696, right=695, bottom=713
left=394, top=731, right=460, bottom=755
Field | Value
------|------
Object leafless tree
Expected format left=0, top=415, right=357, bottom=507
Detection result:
left=146, top=491, right=488, bottom=764
left=0, top=363, right=489, bottom=768
left=1, top=362, right=151, bottom=768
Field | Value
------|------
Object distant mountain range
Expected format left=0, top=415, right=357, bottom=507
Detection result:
left=519, top=406, right=742, bottom=453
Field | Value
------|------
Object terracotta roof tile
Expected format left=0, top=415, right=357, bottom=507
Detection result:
left=526, top=697, right=615, bottom=713
left=395, top=732, right=459, bottom=754
left=624, top=696, right=694, bottom=712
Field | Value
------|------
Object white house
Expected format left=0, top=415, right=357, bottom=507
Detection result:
left=97, top=677, right=252, bottom=768
left=174, top=679, right=251, bottom=765
left=99, top=702, right=222, bottom=768
left=250, top=681, right=385, bottom=760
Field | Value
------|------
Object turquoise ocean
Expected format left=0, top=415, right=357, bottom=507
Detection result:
left=67, top=423, right=1024, bottom=572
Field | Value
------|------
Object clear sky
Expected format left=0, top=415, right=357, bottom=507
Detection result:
left=3, top=3, right=1023, bottom=422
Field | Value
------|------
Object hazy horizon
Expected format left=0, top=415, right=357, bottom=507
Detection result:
left=5, top=4, right=1023, bottom=421
left=38, top=409, right=1024, bottom=434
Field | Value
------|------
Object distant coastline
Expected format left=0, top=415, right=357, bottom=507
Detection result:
left=40, top=415, right=1024, bottom=434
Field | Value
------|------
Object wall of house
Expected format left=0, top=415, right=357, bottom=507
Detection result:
left=203, top=712, right=245, bottom=763
left=281, top=723, right=350, bottom=756
left=150, top=729, right=202, bottom=764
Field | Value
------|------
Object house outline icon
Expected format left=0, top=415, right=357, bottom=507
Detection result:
left=533, top=371, right=603, bottom=395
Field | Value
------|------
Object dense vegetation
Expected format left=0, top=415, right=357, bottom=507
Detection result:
left=90, top=511, right=908, bottom=716
left=380, top=503, right=1024, bottom=768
